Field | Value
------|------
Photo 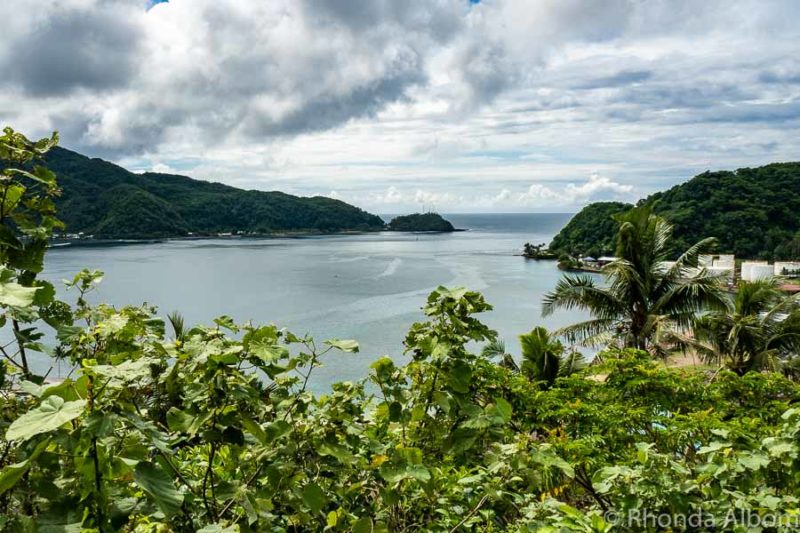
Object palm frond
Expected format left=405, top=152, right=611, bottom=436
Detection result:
left=553, top=318, right=617, bottom=347
left=542, top=275, right=623, bottom=318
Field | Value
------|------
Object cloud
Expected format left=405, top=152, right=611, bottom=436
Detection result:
left=565, top=173, right=633, bottom=200
left=1, top=0, right=799, bottom=212
left=0, top=0, right=145, bottom=97
left=325, top=173, right=636, bottom=212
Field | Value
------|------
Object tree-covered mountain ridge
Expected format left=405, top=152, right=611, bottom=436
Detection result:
left=38, top=147, right=385, bottom=239
left=550, top=162, right=800, bottom=260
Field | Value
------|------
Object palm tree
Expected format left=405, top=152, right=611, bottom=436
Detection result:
left=167, top=310, right=186, bottom=342
left=480, top=339, right=520, bottom=371
left=518, top=327, right=586, bottom=387
left=691, top=279, right=800, bottom=375
left=482, top=331, right=586, bottom=386
left=542, top=206, right=728, bottom=355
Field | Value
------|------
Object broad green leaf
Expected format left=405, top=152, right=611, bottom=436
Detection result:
left=353, top=517, right=373, bottom=533
left=302, top=482, right=327, bottom=514
left=738, top=453, right=770, bottom=471
left=0, top=438, right=51, bottom=495
left=240, top=415, right=266, bottom=444
left=264, top=420, right=291, bottom=442
left=89, top=357, right=156, bottom=384
left=6, top=396, right=86, bottom=441
left=446, top=360, right=472, bottom=394
left=325, top=338, right=359, bottom=353
left=0, top=183, right=25, bottom=214
left=380, top=464, right=431, bottom=484
left=0, top=280, right=38, bottom=307
left=95, top=314, right=129, bottom=337
left=319, top=442, right=354, bottom=464
left=134, top=461, right=184, bottom=517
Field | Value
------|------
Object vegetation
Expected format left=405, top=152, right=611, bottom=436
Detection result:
left=543, top=206, right=728, bottom=354
left=549, top=202, right=632, bottom=257
left=690, top=279, right=800, bottom=375
left=479, top=331, right=585, bottom=387
left=34, top=146, right=385, bottom=239
left=2, top=129, right=800, bottom=531
left=549, top=162, right=800, bottom=260
left=522, top=243, right=557, bottom=260
left=386, top=213, right=455, bottom=232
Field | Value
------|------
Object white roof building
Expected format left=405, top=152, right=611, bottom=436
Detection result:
left=775, top=261, right=800, bottom=276
left=742, top=261, right=773, bottom=281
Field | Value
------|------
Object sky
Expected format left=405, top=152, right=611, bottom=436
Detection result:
left=1, top=0, right=799, bottom=213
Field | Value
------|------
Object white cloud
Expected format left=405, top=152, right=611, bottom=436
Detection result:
left=564, top=173, right=633, bottom=201
left=1, top=0, right=799, bottom=212
left=324, top=173, right=636, bottom=212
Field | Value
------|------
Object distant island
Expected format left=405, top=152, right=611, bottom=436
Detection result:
left=549, top=162, right=800, bottom=261
left=31, top=147, right=385, bottom=239
left=386, top=212, right=456, bottom=232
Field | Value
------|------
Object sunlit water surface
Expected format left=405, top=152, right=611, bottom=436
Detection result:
left=36, top=213, right=596, bottom=390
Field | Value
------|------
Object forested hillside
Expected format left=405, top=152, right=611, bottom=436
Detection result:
left=548, top=201, right=632, bottom=257
left=387, top=213, right=456, bottom=232
left=550, top=163, right=800, bottom=259
left=40, top=147, right=385, bottom=238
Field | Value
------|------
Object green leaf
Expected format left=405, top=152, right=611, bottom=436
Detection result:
left=446, top=360, right=472, bottom=394
left=6, top=396, right=86, bottom=441
left=738, top=453, right=770, bottom=471
left=0, top=280, right=38, bottom=307
left=0, top=438, right=51, bottom=495
left=380, top=464, right=431, bottom=484
left=325, top=338, right=359, bottom=353
left=89, top=357, right=156, bottom=384
left=489, top=397, right=512, bottom=423
left=240, top=415, right=266, bottom=444
left=95, top=314, right=129, bottom=337
left=353, top=517, right=374, bottom=533
left=134, top=461, right=184, bottom=517
left=264, top=420, right=291, bottom=442
left=302, top=482, right=327, bottom=514
left=319, top=442, right=354, bottom=464
left=0, top=183, right=25, bottom=214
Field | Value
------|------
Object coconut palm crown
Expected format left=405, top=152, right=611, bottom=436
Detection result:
left=542, top=205, right=728, bottom=354
left=692, top=279, right=800, bottom=374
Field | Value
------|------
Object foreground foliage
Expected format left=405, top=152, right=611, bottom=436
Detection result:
left=3, top=129, right=800, bottom=531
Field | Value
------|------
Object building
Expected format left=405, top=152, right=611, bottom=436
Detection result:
left=708, top=265, right=734, bottom=283
left=774, top=261, right=800, bottom=277
left=596, top=256, right=617, bottom=266
left=693, top=254, right=735, bottom=283
left=741, top=261, right=773, bottom=281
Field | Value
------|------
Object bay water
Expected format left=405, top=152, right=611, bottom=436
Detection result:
left=37, top=213, right=594, bottom=389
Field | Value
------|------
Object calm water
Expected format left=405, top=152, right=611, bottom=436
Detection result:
left=35, top=213, right=594, bottom=389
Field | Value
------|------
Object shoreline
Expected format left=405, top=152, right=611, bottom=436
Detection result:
left=48, top=227, right=469, bottom=249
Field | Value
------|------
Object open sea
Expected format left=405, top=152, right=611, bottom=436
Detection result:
left=35, top=213, right=596, bottom=389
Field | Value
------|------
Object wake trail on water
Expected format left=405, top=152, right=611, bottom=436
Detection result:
left=377, top=258, right=402, bottom=278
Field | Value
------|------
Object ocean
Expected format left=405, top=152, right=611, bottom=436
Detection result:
left=36, top=213, right=595, bottom=389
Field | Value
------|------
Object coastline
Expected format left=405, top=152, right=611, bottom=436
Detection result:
left=48, top=227, right=469, bottom=249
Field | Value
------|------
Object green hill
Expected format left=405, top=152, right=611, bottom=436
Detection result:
left=387, top=213, right=456, bottom=232
left=549, top=162, right=800, bottom=260
left=38, top=147, right=385, bottom=238
left=548, top=202, right=633, bottom=258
